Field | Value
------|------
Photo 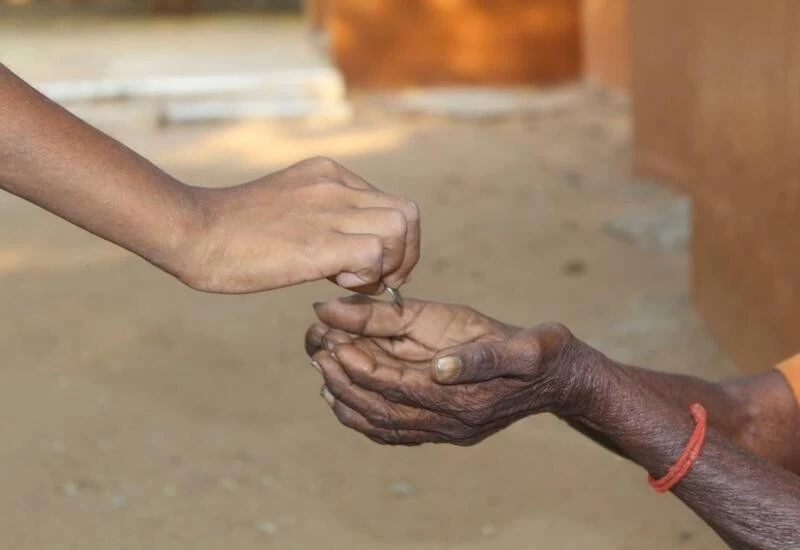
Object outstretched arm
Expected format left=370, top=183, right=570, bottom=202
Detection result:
left=0, top=64, right=420, bottom=293
left=565, top=363, right=800, bottom=476
left=565, top=351, right=800, bottom=549
left=305, top=297, right=800, bottom=549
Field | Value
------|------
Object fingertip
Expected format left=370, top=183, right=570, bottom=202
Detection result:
left=311, top=349, right=331, bottom=367
left=381, top=274, right=405, bottom=291
left=345, top=281, right=385, bottom=295
left=314, top=295, right=373, bottom=330
left=312, top=301, right=330, bottom=321
left=336, top=272, right=378, bottom=289
left=321, top=385, right=336, bottom=407
left=305, top=322, right=330, bottom=356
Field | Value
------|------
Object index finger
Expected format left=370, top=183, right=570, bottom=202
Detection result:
left=381, top=196, right=419, bottom=289
left=335, top=163, right=378, bottom=191
left=346, top=188, right=420, bottom=289
left=305, top=322, right=354, bottom=357
left=313, top=295, right=421, bottom=337
left=335, top=165, right=420, bottom=289
left=332, top=343, right=459, bottom=414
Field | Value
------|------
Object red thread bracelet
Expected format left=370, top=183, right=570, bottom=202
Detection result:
left=647, top=403, right=708, bottom=493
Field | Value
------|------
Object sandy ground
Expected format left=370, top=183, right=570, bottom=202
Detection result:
left=0, top=14, right=735, bottom=550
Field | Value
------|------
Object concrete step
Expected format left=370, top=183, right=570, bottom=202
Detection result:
left=36, top=67, right=345, bottom=104
left=159, top=97, right=352, bottom=125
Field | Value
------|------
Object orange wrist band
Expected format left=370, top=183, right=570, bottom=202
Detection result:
left=648, top=403, right=708, bottom=494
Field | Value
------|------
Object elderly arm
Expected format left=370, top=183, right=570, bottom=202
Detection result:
left=306, top=297, right=800, bottom=549
left=565, top=364, right=800, bottom=476
left=567, top=352, right=800, bottom=549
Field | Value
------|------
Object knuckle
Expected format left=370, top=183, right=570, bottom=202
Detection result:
left=363, top=408, right=392, bottom=429
left=346, top=368, right=382, bottom=394
left=372, top=430, right=400, bottom=445
left=384, top=430, right=412, bottom=445
left=325, top=381, right=345, bottom=401
left=472, top=344, right=501, bottom=372
left=387, top=407, right=427, bottom=431
left=385, top=384, right=433, bottom=410
left=360, top=235, right=385, bottom=264
left=442, top=423, right=474, bottom=441
left=307, top=156, right=340, bottom=173
left=384, top=209, right=408, bottom=237
left=408, top=407, right=432, bottom=427
left=514, top=333, right=546, bottom=371
left=311, top=176, right=344, bottom=194
left=459, top=404, right=495, bottom=427
left=381, top=388, right=407, bottom=404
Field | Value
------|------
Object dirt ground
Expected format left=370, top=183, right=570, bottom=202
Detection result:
left=0, top=14, right=735, bottom=550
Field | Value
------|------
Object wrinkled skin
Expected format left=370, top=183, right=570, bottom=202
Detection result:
left=305, top=296, right=581, bottom=446
left=305, top=298, right=800, bottom=549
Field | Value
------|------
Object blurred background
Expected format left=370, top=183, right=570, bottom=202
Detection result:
left=2, top=1, right=796, bottom=548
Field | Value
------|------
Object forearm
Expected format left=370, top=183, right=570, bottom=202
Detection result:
left=565, top=346, right=800, bottom=474
left=0, top=63, right=198, bottom=276
left=576, top=364, right=800, bottom=548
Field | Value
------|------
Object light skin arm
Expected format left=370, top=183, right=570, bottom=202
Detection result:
left=0, top=63, right=420, bottom=294
left=305, top=297, right=800, bottom=549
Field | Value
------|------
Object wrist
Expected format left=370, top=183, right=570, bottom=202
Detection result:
left=544, top=332, right=626, bottom=422
left=148, top=182, right=213, bottom=288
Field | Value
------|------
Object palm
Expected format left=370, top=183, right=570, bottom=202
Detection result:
left=310, top=297, right=515, bottom=370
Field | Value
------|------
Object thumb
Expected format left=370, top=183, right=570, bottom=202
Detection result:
left=431, top=334, right=539, bottom=385
left=331, top=234, right=385, bottom=291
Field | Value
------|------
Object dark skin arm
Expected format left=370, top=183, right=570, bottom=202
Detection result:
left=567, top=366, right=800, bottom=474
left=591, top=365, right=800, bottom=549
left=305, top=297, right=800, bottom=549
left=0, top=63, right=420, bottom=293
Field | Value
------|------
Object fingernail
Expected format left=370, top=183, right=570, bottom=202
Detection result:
left=325, top=339, right=335, bottom=351
left=310, top=360, right=322, bottom=374
left=321, top=386, right=335, bottom=407
left=313, top=302, right=323, bottom=309
left=435, top=356, right=462, bottom=382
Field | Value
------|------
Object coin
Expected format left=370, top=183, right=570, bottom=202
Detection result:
left=386, top=286, right=404, bottom=309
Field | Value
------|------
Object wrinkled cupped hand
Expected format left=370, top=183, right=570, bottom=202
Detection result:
left=305, top=296, right=581, bottom=446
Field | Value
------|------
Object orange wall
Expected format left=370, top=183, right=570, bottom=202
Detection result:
left=581, top=0, right=630, bottom=92
left=631, top=0, right=800, bottom=370
left=329, top=0, right=582, bottom=89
